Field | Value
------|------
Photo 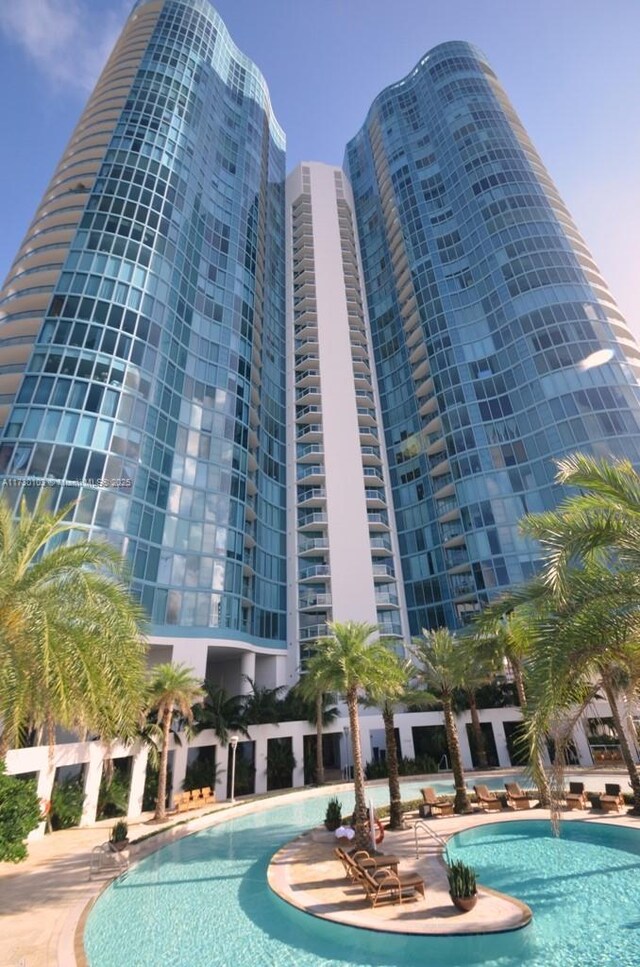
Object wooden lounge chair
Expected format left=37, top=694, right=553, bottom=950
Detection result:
left=176, top=791, right=193, bottom=813
left=599, top=783, right=624, bottom=813
left=335, top=847, right=399, bottom=879
left=201, top=786, right=216, bottom=805
left=354, top=865, right=425, bottom=907
left=565, top=781, right=588, bottom=810
left=474, top=784, right=502, bottom=811
left=505, top=782, right=534, bottom=810
left=420, top=787, right=454, bottom=817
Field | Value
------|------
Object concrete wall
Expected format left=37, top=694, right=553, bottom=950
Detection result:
left=7, top=700, right=627, bottom=841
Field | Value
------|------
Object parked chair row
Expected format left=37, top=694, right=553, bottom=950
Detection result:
left=334, top=847, right=425, bottom=906
left=473, top=780, right=626, bottom=813
left=174, top=786, right=216, bottom=812
left=473, top=782, right=536, bottom=811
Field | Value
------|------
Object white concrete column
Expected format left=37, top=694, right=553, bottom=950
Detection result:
left=572, top=720, right=594, bottom=766
left=128, top=744, right=149, bottom=818
left=455, top=714, right=474, bottom=770
left=491, top=719, right=512, bottom=768
left=240, top=652, right=256, bottom=694
left=397, top=725, right=415, bottom=762
left=253, top=733, right=268, bottom=795
left=171, top=640, right=208, bottom=681
left=170, top=737, right=189, bottom=806
left=215, top=743, right=227, bottom=802
left=33, top=758, right=56, bottom=840
left=80, top=743, right=104, bottom=826
left=292, top=730, right=305, bottom=788
left=359, top=724, right=374, bottom=770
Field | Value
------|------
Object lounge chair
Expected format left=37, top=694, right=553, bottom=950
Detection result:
left=420, top=787, right=454, bottom=817
left=505, top=782, right=535, bottom=810
left=599, top=783, right=624, bottom=813
left=201, top=786, right=216, bottom=805
left=354, top=864, right=425, bottom=907
left=565, top=782, right=588, bottom=810
left=474, top=784, right=502, bottom=811
left=335, top=847, right=397, bottom=879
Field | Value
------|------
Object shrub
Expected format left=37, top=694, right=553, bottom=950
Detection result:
left=0, top=761, right=42, bottom=863
left=447, top=859, right=477, bottom=898
left=110, top=819, right=129, bottom=844
left=365, top=754, right=438, bottom=780
left=50, top=777, right=84, bottom=830
left=324, top=796, right=342, bottom=830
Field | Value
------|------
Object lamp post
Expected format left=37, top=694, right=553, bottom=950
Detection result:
left=229, top=735, right=239, bottom=804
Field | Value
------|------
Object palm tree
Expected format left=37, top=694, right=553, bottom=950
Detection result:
left=520, top=453, right=640, bottom=596
left=192, top=681, right=248, bottom=747
left=519, top=453, right=640, bottom=812
left=363, top=652, right=412, bottom=830
left=411, top=628, right=471, bottom=814
left=0, top=496, right=147, bottom=754
left=303, top=621, right=403, bottom=849
left=146, top=662, right=204, bottom=821
left=454, top=645, right=495, bottom=769
left=511, top=566, right=640, bottom=812
left=469, top=603, right=551, bottom=806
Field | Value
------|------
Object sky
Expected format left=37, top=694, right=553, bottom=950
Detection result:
left=0, top=0, right=638, bottom=332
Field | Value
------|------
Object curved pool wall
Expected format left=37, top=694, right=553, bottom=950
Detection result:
left=85, top=778, right=640, bottom=966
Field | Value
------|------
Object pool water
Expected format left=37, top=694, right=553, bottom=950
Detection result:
left=84, top=779, right=640, bottom=967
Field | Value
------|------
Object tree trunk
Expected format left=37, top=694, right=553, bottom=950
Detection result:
left=602, top=673, right=640, bottom=812
left=382, top=704, right=403, bottom=830
left=511, top=659, right=550, bottom=806
left=511, top=659, right=527, bottom=708
left=315, top=692, right=324, bottom=785
left=467, top=691, right=488, bottom=768
left=155, top=710, right=172, bottom=821
left=443, top=697, right=471, bottom=813
left=347, top=688, right=370, bottom=850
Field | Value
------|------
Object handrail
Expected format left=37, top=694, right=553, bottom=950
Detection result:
left=438, top=754, right=449, bottom=771
left=413, top=820, right=449, bottom=861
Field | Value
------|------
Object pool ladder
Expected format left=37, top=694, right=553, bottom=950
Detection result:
left=413, top=820, right=449, bottom=862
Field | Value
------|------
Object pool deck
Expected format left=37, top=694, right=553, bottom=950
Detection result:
left=1, top=769, right=638, bottom=965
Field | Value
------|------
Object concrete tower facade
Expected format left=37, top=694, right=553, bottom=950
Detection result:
left=284, top=163, right=408, bottom=676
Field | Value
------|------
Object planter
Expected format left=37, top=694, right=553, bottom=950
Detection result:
left=450, top=893, right=477, bottom=912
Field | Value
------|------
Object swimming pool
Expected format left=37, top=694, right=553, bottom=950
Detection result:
left=84, top=780, right=640, bottom=967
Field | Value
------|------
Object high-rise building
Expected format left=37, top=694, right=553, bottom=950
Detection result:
left=345, top=41, right=640, bottom=635
left=0, top=0, right=288, bottom=691
left=1, top=6, right=640, bottom=685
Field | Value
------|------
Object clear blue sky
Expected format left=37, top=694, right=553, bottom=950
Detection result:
left=1, top=0, right=638, bottom=331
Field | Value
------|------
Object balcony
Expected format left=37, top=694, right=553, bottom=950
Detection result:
left=296, top=464, right=325, bottom=483
left=370, top=535, right=393, bottom=553
left=299, top=623, right=329, bottom=642
left=299, top=592, right=332, bottom=610
left=374, top=590, right=399, bottom=607
left=372, top=563, right=395, bottom=581
left=298, top=512, right=328, bottom=529
left=297, top=487, right=326, bottom=506
left=298, top=536, right=330, bottom=554
left=297, top=443, right=324, bottom=461
left=299, top=564, right=330, bottom=581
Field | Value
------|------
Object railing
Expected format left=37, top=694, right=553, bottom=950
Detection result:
left=413, top=820, right=449, bottom=861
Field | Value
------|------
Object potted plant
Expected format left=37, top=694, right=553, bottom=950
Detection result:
left=109, top=819, right=129, bottom=852
left=324, top=797, right=342, bottom=831
left=447, top=859, right=478, bottom=912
